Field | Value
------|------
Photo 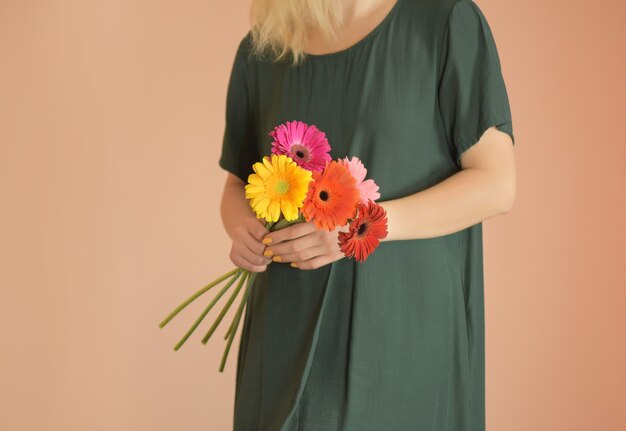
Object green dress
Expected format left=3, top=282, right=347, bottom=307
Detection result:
left=218, top=0, right=514, bottom=429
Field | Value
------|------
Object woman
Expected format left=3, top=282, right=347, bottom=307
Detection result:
left=219, top=0, right=516, bottom=429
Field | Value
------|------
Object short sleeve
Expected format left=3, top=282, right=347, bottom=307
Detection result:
left=218, top=33, right=260, bottom=183
left=437, top=0, right=515, bottom=167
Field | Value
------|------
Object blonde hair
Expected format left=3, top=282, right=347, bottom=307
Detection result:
left=249, top=0, right=344, bottom=65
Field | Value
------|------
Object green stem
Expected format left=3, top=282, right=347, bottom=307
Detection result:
left=219, top=271, right=257, bottom=372
left=159, top=267, right=239, bottom=329
left=201, top=270, right=249, bottom=344
left=172, top=269, right=243, bottom=351
left=224, top=271, right=256, bottom=340
left=271, top=214, right=303, bottom=231
left=169, top=268, right=243, bottom=350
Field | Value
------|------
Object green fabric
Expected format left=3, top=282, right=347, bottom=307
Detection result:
left=218, top=0, right=514, bottom=429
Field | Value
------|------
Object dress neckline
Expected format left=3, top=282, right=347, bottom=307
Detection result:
left=302, top=0, right=401, bottom=61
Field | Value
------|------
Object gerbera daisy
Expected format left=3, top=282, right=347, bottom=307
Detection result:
left=269, top=120, right=332, bottom=172
left=338, top=156, right=381, bottom=204
left=302, top=160, right=360, bottom=231
left=338, top=200, right=388, bottom=262
left=245, top=154, right=313, bottom=222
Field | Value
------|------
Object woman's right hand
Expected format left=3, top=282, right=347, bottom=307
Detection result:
left=228, top=214, right=273, bottom=272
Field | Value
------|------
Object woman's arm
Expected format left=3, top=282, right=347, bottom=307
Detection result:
left=220, top=173, right=273, bottom=272
left=252, top=127, right=515, bottom=270
left=379, top=126, right=516, bottom=241
left=220, top=174, right=255, bottom=240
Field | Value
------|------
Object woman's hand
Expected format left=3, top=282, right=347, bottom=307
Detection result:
left=261, top=220, right=349, bottom=270
left=228, top=214, right=273, bottom=273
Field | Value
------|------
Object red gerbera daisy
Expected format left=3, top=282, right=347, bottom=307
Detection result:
left=302, top=160, right=360, bottom=231
left=338, top=200, right=388, bottom=262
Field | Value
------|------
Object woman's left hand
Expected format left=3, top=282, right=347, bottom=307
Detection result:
left=261, top=220, right=349, bottom=270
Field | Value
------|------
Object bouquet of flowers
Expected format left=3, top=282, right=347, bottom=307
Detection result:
left=159, top=120, right=388, bottom=372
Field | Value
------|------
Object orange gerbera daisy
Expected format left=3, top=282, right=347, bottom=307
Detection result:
left=338, top=200, right=388, bottom=262
left=302, top=160, right=360, bottom=231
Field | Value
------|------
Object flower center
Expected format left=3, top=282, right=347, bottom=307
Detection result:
left=357, top=221, right=369, bottom=236
left=291, top=144, right=311, bottom=162
left=274, top=179, right=290, bottom=195
left=318, top=190, right=329, bottom=201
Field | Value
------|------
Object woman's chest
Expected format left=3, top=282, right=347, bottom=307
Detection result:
left=249, top=44, right=457, bottom=199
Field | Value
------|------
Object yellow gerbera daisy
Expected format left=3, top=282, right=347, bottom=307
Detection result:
left=245, top=154, right=313, bottom=222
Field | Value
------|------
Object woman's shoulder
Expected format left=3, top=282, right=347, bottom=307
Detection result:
left=235, top=30, right=254, bottom=60
left=401, top=0, right=458, bottom=17
left=399, top=0, right=495, bottom=54
left=400, top=0, right=481, bottom=27
left=233, top=29, right=280, bottom=66
left=390, top=0, right=462, bottom=52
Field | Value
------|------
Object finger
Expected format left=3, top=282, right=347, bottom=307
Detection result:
left=292, top=253, right=336, bottom=270
left=239, top=245, right=272, bottom=267
left=263, top=221, right=316, bottom=245
left=237, top=235, right=272, bottom=266
left=248, top=217, right=270, bottom=242
left=230, top=252, right=269, bottom=273
left=265, top=231, right=319, bottom=257
left=243, top=229, right=268, bottom=257
left=275, top=245, right=325, bottom=263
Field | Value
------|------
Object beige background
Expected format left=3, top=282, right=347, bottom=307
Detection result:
left=1, top=0, right=625, bottom=430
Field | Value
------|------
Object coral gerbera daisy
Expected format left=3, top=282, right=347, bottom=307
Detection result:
left=269, top=120, right=332, bottom=172
left=245, top=154, right=313, bottom=222
left=338, top=200, right=388, bottom=262
left=302, top=160, right=360, bottom=231
left=337, top=156, right=381, bottom=204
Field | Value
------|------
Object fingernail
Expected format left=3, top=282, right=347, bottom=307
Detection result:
left=262, top=236, right=272, bottom=245
left=290, top=262, right=298, bottom=268
left=263, top=249, right=274, bottom=258
left=272, top=255, right=282, bottom=262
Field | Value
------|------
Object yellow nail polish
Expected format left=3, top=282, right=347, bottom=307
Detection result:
left=290, top=262, right=298, bottom=268
left=262, top=237, right=272, bottom=245
left=263, top=249, right=274, bottom=258
left=272, top=255, right=282, bottom=262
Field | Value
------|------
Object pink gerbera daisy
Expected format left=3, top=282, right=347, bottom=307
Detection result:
left=338, top=156, right=381, bottom=204
left=269, top=120, right=332, bottom=172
